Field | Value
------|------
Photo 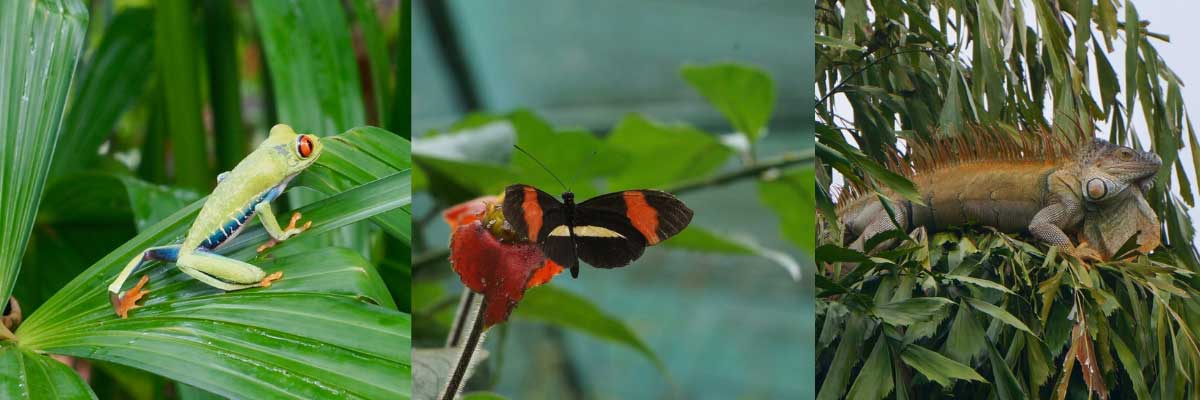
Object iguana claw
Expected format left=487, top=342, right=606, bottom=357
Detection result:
left=257, top=212, right=312, bottom=253
left=112, top=275, right=150, bottom=319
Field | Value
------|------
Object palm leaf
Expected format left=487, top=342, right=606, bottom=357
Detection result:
left=0, top=0, right=89, bottom=312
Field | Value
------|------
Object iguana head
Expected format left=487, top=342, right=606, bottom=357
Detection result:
left=1080, top=139, right=1161, bottom=203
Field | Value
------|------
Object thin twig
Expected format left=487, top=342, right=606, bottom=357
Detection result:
left=665, top=149, right=814, bottom=196
left=816, top=48, right=940, bottom=108
left=441, top=296, right=486, bottom=400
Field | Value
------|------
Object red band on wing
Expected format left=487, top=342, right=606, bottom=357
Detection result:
left=522, top=187, right=543, bottom=240
left=624, top=191, right=660, bottom=244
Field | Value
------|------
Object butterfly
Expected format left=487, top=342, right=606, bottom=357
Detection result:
left=502, top=184, right=693, bottom=278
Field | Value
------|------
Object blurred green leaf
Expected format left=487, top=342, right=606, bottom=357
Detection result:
left=118, top=176, right=200, bottom=231
left=462, top=392, right=508, bottom=400
left=52, top=7, right=153, bottom=178
left=513, top=285, right=663, bottom=372
left=681, top=63, right=776, bottom=143
left=758, top=167, right=816, bottom=253
left=664, top=226, right=802, bottom=280
left=412, top=347, right=488, bottom=400
left=0, top=0, right=89, bottom=310
left=203, top=0, right=246, bottom=172
left=252, top=0, right=365, bottom=134
left=155, top=0, right=211, bottom=190
left=349, top=0, right=394, bottom=127
left=604, top=114, right=731, bottom=189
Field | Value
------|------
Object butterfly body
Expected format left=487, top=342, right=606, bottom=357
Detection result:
left=503, top=184, right=693, bottom=278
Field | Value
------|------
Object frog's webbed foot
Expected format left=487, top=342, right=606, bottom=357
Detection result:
left=111, top=275, right=150, bottom=319
left=259, top=271, right=284, bottom=288
left=257, top=212, right=312, bottom=253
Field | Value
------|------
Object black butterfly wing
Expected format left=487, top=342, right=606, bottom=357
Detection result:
left=502, top=184, right=576, bottom=269
left=573, top=190, right=694, bottom=268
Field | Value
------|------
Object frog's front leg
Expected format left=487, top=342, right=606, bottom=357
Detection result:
left=176, top=250, right=283, bottom=291
left=254, top=201, right=312, bottom=252
left=109, top=245, right=180, bottom=318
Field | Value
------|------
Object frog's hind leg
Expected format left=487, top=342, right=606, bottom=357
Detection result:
left=109, top=245, right=179, bottom=318
left=176, top=251, right=283, bottom=291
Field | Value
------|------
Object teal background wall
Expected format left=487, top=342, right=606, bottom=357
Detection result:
left=412, top=1, right=813, bottom=398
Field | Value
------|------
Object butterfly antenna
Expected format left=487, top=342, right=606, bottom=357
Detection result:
left=513, top=145, right=570, bottom=192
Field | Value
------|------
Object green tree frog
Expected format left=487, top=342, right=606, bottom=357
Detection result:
left=108, top=124, right=323, bottom=318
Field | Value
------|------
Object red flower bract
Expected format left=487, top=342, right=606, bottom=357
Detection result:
left=444, top=196, right=563, bottom=327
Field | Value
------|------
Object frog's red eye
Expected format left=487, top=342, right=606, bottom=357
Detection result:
left=297, top=135, right=314, bottom=158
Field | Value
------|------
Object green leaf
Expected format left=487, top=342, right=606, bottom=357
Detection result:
left=681, top=63, right=776, bottom=142
left=944, top=304, right=986, bottom=364
left=605, top=114, right=732, bottom=189
left=1111, top=332, right=1152, bottom=399
left=846, top=335, right=894, bottom=400
left=816, top=33, right=866, bottom=51
left=965, top=297, right=1033, bottom=334
left=899, top=345, right=986, bottom=387
left=986, top=338, right=1027, bottom=399
left=17, top=171, right=412, bottom=399
left=513, top=285, right=663, bottom=371
left=309, top=126, right=413, bottom=243
left=0, top=346, right=92, bottom=399
left=52, top=7, right=153, bottom=178
left=758, top=167, right=816, bottom=252
left=0, top=0, right=89, bottom=309
left=155, top=0, right=211, bottom=190
left=871, top=297, right=954, bottom=326
left=818, top=315, right=867, bottom=400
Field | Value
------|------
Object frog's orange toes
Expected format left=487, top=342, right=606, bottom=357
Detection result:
left=256, top=240, right=278, bottom=253
left=259, top=271, right=284, bottom=288
left=114, top=275, right=150, bottom=319
left=286, top=212, right=310, bottom=233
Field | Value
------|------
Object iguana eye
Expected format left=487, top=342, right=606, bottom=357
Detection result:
left=1117, top=149, right=1134, bottom=161
left=297, top=135, right=314, bottom=158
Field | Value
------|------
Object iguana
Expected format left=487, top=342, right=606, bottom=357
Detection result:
left=836, top=132, right=1163, bottom=261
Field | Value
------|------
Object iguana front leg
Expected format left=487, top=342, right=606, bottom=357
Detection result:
left=1029, top=201, right=1099, bottom=260
left=849, top=201, right=909, bottom=253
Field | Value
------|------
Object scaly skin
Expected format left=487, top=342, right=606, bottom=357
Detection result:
left=839, top=138, right=1162, bottom=260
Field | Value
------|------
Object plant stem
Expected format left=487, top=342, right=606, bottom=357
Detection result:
left=445, top=289, right=475, bottom=347
left=442, top=295, right=486, bottom=400
left=666, top=149, right=814, bottom=196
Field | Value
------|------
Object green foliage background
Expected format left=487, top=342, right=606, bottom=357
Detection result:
left=0, top=0, right=409, bottom=398
left=817, top=0, right=1200, bottom=398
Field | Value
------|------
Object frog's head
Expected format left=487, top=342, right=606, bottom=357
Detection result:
left=265, top=124, right=323, bottom=175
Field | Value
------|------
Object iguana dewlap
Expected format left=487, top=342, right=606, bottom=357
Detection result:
left=839, top=137, right=1162, bottom=260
